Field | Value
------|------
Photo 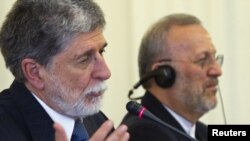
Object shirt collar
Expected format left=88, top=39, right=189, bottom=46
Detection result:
left=32, top=93, right=75, bottom=140
left=163, top=105, right=196, bottom=138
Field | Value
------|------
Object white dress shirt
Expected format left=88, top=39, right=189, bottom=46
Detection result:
left=164, top=105, right=196, bottom=139
left=32, top=93, right=75, bottom=140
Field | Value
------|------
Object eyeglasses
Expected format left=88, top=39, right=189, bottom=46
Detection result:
left=158, top=54, right=224, bottom=69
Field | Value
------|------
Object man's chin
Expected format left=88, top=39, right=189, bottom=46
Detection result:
left=71, top=102, right=102, bottom=118
left=66, top=109, right=100, bottom=119
left=78, top=110, right=100, bottom=118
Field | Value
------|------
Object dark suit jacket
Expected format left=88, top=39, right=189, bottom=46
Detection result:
left=0, top=80, right=109, bottom=141
left=121, top=91, right=208, bottom=141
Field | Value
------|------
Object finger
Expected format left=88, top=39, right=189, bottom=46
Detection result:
left=105, top=124, right=129, bottom=141
left=119, top=130, right=130, bottom=141
left=54, top=122, right=68, bottom=141
left=89, top=120, right=114, bottom=141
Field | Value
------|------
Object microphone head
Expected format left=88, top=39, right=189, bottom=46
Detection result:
left=126, top=101, right=142, bottom=115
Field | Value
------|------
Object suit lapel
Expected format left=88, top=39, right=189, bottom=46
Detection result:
left=10, top=81, right=54, bottom=141
left=141, top=91, right=185, bottom=133
left=195, top=122, right=208, bottom=141
left=83, top=111, right=110, bottom=136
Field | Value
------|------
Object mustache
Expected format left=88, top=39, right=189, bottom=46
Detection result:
left=206, top=78, right=218, bottom=87
left=84, top=81, right=108, bottom=95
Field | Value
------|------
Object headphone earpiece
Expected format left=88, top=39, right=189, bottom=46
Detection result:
left=154, top=65, right=176, bottom=88
left=128, top=65, right=176, bottom=100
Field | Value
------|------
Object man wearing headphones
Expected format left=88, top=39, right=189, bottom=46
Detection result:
left=121, top=13, right=223, bottom=141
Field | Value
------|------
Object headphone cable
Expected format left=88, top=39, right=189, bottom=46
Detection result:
left=128, top=88, right=143, bottom=100
left=218, top=84, right=227, bottom=124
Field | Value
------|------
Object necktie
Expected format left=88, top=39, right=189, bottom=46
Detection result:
left=71, top=119, right=89, bottom=141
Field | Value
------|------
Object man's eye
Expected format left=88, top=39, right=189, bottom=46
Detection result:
left=79, top=55, right=90, bottom=63
left=195, top=58, right=207, bottom=67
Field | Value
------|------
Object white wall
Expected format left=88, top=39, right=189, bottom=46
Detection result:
left=1, top=0, right=250, bottom=127
left=0, top=1, right=15, bottom=92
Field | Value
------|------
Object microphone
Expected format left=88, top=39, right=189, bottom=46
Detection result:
left=126, top=101, right=198, bottom=141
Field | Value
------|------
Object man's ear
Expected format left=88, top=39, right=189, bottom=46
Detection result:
left=21, top=58, right=45, bottom=90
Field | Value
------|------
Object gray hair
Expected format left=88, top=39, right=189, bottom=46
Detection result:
left=0, top=0, right=105, bottom=82
left=138, top=13, right=201, bottom=88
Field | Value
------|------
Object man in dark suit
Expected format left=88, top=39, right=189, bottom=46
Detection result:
left=0, top=0, right=129, bottom=141
left=121, top=13, right=223, bottom=141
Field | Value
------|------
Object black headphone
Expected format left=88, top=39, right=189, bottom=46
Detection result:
left=128, top=65, right=176, bottom=100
